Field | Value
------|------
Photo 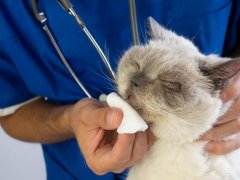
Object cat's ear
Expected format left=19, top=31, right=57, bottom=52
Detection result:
left=148, top=17, right=177, bottom=41
left=200, top=57, right=240, bottom=90
left=148, top=17, right=200, bottom=52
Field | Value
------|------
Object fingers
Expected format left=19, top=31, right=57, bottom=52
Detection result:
left=90, top=131, right=152, bottom=175
left=131, top=132, right=148, bottom=161
left=147, top=129, right=156, bottom=150
left=111, top=134, right=136, bottom=165
left=74, top=99, right=154, bottom=174
left=73, top=98, right=153, bottom=175
left=206, top=134, right=240, bottom=155
left=218, top=97, right=240, bottom=124
left=112, top=132, right=148, bottom=173
left=200, top=118, right=240, bottom=155
left=220, top=74, right=240, bottom=103
left=90, top=134, right=135, bottom=175
left=200, top=118, right=240, bottom=140
left=124, top=132, right=148, bottom=166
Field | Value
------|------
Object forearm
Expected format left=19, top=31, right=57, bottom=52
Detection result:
left=0, top=99, right=74, bottom=144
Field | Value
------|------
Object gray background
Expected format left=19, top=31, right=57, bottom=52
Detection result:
left=0, top=127, right=46, bottom=180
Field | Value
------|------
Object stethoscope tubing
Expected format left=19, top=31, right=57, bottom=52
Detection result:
left=32, top=0, right=139, bottom=98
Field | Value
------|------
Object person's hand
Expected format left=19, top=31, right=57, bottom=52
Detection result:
left=200, top=75, right=240, bottom=155
left=68, top=98, right=154, bottom=175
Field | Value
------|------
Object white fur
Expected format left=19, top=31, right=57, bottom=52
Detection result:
left=128, top=142, right=228, bottom=180
left=117, top=18, right=240, bottom=180
left=127, top=112, right=240, bottom=180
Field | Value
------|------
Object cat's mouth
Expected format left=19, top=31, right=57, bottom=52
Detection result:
left=126, top=92, right=136, bottom=104
left=127, top=94, right=135, bottom=102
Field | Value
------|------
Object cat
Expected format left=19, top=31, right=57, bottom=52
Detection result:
left=116, top=17, right=240, bottom=180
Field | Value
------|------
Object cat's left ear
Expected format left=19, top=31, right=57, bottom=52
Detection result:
left=148, top=17, right=178, bottom=41
left=200, top=57, right=240, bottom=90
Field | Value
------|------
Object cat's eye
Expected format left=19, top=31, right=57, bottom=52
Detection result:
left=130, top=61, right=140, bottom=70
left=131, top=73, right=146, bottom=88
left=161, top=79, right=182, bottom=93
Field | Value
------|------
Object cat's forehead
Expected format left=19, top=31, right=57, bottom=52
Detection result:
left=125, top=41, right=199, bottom=79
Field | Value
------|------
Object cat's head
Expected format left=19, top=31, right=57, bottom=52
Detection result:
left=117, top=17, right=240, bottom=142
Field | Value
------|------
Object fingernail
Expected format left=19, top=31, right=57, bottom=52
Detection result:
left=107, top=109, right=114, bottom=125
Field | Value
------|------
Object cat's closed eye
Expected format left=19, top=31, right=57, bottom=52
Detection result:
left=130, top=73, right=147, bottom=88
left=129, top=60, right=140, bottom=70
left=161, top=79, right=182, bottom=93
left=156, top=77, right=187, bottom=108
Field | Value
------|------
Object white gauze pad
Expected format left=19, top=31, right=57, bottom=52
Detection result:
left=106, top=92, right=148, bottom=134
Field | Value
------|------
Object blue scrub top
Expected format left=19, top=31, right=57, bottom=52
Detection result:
left=0, top=0, right=239, bottom=179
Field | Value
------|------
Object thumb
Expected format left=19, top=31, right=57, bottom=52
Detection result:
left=94, top=107, right=123, bottom=130
left=82, top=103, right=123, bottom=130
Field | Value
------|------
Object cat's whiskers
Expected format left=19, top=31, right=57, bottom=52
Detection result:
left=103, top=86, right=118, bottom=92
left=148, top=100, right=205, bottom=126
left=90, top=66, right=116, bottom=85
left=140, top=23, right=148, bottom=43
left=191, top=26, right=201, bottom=41
left=117, top=79, right=128, bottom=84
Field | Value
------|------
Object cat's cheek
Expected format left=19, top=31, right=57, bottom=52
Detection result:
left=117, top=81, right=129, bottom=98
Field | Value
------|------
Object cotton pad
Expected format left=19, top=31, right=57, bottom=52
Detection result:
left=106, top=92, right=148, bottom=134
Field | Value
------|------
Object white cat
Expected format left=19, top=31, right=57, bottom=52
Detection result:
left=116, top=17, right=240, bottom=180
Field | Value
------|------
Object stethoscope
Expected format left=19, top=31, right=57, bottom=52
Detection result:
left=32, top=0, right=140, bottom=98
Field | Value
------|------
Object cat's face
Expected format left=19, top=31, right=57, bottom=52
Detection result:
left=117, top=17, right=240, bottom=142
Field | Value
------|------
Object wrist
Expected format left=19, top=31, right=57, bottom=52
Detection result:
left=66, top=104, right=79, bottom=135
left=45, top=103, right=75, bottom=142
left=61, top=104, right=75, bottom=134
